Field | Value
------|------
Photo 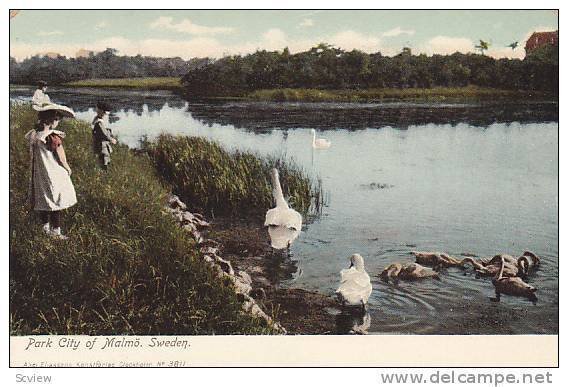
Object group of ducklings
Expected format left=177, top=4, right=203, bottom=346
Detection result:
left=381, top=250, right=540, bottom=302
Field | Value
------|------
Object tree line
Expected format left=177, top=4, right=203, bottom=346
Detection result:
left=10, top=44, right=558, bottom=95
left=181, top=43, right=558, bottom=97
left=9, top=48, right=209, bottom=85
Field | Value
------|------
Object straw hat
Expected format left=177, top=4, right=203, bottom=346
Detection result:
left=32, top=102, right=75, bottom=118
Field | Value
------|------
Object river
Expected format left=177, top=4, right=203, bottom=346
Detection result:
left=10, top=86, right=558, bottom=334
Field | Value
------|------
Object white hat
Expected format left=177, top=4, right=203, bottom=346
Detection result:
left=33, top=103, right=75, bottom=118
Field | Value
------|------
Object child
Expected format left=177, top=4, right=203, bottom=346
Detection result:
left=92, top=101, right=117, bottom=170
left=32, top=80, right=51, bottom=108
left=25, top=103, right=77, bottom=239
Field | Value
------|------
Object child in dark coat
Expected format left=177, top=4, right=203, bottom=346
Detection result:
left=92, top=102, right=117, bottom=170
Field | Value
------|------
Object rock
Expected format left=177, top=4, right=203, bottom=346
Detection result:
left=238, top=271, right=252, bottom=285
left=168, top=209, right=185, bottom=223
left=250, top=303, right=270, bottom=320
left=231, top=277, right=252, bottom=295
left=168, top=194, right=187, bottom=210
left=215, top=256, right=235, bottom=276
left=181, top=212, right=195, bottom=223
left=195, top=219, right=210, bottom=228
left=200, top=246, right=220, bottom=256
left=242, top=297, right=254, bottom=311
left=192, top=231, right=204, bottom=244
left=203, top=255, right=214, bottom=263
left=183, top=223, right=197, bottom=233
left=200, top=239, right=221, bottom=249
left=250, top=288, right=267, bottom=300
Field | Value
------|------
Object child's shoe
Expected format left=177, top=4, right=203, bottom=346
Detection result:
left=49, top=227, right=69, bottom=240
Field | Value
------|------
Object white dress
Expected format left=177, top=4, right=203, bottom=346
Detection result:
left=25, top=129, right=77, bottom=211
left=32, top=90, right=51, bottom=107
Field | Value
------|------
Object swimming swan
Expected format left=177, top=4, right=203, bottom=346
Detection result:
left=264, top=168, right=302, bottom=249
left=380, top=262, right=439, bottom=281
left=410, top=251, right=462, bottom=267
left=492, top=255, right=537, bottom=302
left=311, top=129, right=331, bottom=149
left=335, top=254, right=373, bottom=308
left=462, top=252, right=539, bottom=278
left=518, top=251, right=541, bottom=275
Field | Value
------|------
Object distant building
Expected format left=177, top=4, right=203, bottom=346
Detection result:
left=76, top=48, right=94, bottom=58
left=42, top=52, right=60, bottom=59
left=525, top=30, right=558, bottom=54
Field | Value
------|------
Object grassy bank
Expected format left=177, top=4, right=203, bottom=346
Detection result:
left=143, top=134, right=324, bottom=218
left=247, top=86, right=554, bottom=103
left=63, top=77, right=181, bottom=90
left=9, top=104, right=273, bottom=335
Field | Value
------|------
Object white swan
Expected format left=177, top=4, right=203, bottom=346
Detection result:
left=311, top=129, right=331, bottom=149
left=264, top=168, right=303, bottom=249
left=335, top=254, right=373, bottom=308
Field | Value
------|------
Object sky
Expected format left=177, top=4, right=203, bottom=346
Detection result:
left=9, top=10, right=558, bottom=61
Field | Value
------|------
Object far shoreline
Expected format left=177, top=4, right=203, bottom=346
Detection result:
left=11, top=80, right=557, bottom=104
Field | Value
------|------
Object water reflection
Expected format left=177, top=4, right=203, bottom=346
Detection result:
left=10, top=86, right=558, bottom=131
left=335, top=308, right=372, bottom=335
left=268, top=225, right=301, bottom=250
left=262, top=252, right=302, bottom=285
left=186, top=100, right=559, bottom=131
left=10, top=85, right=185, bottom=116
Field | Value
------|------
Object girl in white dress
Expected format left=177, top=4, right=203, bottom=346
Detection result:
left=32, top=80, right=51, bottom=108
left=25, top=104, right=77, bottom=239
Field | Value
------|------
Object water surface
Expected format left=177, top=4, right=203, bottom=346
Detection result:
left=11, top=86, right=558, bottom=334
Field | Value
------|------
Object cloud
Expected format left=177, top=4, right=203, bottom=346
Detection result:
left=95, top=21, right=108, bottom=30
left=327, top=30, right=382, bottom=52
left=262, top=29, right=288, bottom=48
left=419, top=36, right=475, bottom=55
left=299, top=18, right=314, bottom=27
left=149, top=16, right=233, bottom=36
left=16, top=26, right=553, bottom=61
left=381, top=27, right=415, bottom=38
left=37, top=30, right=63, bottom=37
left=486, top=46, right=524, bottom=60
left=10, top=29, right=389, bottom=61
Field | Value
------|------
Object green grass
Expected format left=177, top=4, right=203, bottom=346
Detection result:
left=9, top=104, right=273, bottom=335
left=247, top=86, right=553, bottom=103
left=143, top=134, right=324, bottom=219
left=63, top=77, right=182, bottom=90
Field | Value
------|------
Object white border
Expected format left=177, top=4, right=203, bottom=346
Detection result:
left=3, top=2, right=564, bottom=386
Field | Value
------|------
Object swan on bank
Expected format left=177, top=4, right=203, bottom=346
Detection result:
left=311, top=129, right=331, bottom=149
left=264, top=168, right=303, bottom=249
left=335, top=254, right=373, bottom=308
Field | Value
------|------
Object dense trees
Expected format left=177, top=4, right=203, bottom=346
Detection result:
left=181, top=44, right=558, bottom=97
left=10, top=44, right=558, bottom=96
left=9, top=48, right=208, bottom=85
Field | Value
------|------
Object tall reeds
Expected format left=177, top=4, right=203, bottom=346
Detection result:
left=143, top=134, right=324, bottom=219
